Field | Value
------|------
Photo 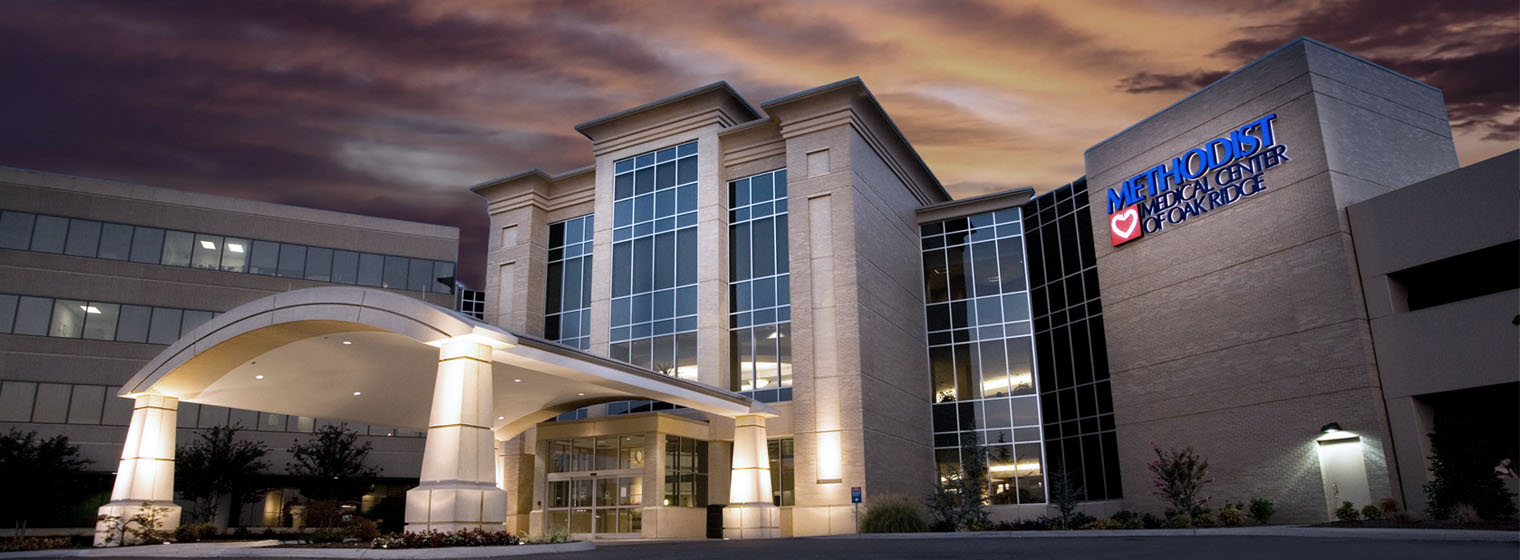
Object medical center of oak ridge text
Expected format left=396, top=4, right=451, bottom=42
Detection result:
left=1106, top=114, right=1292, bottom=234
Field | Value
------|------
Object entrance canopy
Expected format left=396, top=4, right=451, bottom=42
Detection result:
left=119, top=286, right=774, bottom=438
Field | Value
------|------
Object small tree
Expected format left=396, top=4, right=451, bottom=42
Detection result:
left=954, top=432, right=991, bottom=531
left=288, top=424, right=382, bottom=504
left=177, top=425, right=270, bottom=524
left=0, top=429, right=92, bottom=536
left=1424, top=411, right=1517, bottom=521
left=1047, top=469, right=1085, bottom=528
left=1147, top=443, right=1212, bottom=517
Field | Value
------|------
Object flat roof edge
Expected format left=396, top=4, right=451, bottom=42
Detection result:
left=573, top=81, right=762, bottom=139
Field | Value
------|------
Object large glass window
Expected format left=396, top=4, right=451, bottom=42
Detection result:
left=1, top=292, right=214, bottom=345
left=545, top=215, right=593, bottom=350
left=663, top=435, right=708, bottom=508
left=1023, top=179, right=1121, bottom=502
left=545, top=435, right=645, bottom=536
left=609, top=142, right=699, bottom=380
left=0, top=208, right=455, bottom=293
left=728, top=169, right=791, bottom=402
left=769, top=438, right=795, bottom=506
left=922, top=207, right=1047, bottom=505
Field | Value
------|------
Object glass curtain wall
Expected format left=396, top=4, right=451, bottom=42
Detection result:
left=609, top=142, right=699, bottom=380
left=546, top=215, right=594, bottom=349
left=545, top=435, right=646, bottom=536
left=921, top=208, right=1047, bottom=505
left=728, top=169, right=792, bottom=403
left=1024, top=179, right=1122, bottom=501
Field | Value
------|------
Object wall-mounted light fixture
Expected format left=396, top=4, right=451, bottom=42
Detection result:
left=1320, top=422, right=1342, bottom=433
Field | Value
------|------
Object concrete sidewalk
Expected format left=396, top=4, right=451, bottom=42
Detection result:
left=0, top=540, right=593, bottom=559
left=816, top=525, right=1520, bottom=542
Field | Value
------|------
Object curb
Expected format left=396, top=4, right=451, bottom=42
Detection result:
left=0, top=541, right=595, bottom=559
left=814, top=526, right=1520, bottom=543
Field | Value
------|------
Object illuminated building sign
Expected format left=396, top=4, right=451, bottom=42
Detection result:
left=1105, top=114, right=1290, bottom=246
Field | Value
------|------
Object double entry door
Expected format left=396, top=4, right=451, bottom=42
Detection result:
left=546, top=471, right=643, bottom=538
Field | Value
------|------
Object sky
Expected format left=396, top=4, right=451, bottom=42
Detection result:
left=1, top=0, right=1515, bottom=286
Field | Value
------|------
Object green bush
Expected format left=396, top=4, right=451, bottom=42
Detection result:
left=173, top=523, right=218, bottom=543
left=307, top=528, right=347, bottom=544
left=1248, top=497, right=1275, bottom=524
left=1140, top=512, right=1164, bottom=529
left=1218, top=505, right=1245, bottom=526
left=0, top=537, right=72, bottom=552
left=348, top=517, right=380, bottom=540
left=524, top=531, right=570, bottom=545
left=1110, top=510, right=1142, bottom=529
left=1360, top=504, right=1385, bottom=521
left=1334, top=501, right=1361, bottom=522
left=1165, top=513, right=1191, bottom=528
left=859, top=495, right=929, bottom=533
left=1065, top=512, right=1096, bottom=530
left=1192, top=511, right=1216, bottom=528
left=1081, top=518, right=1124, bottom=530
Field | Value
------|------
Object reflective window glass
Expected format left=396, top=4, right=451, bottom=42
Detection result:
left=305, top=247, right=333, bottom=282
left=129, top=227, right=165, bottom=264
left=181, top=310, right=213, bottom=336
left=0, top=211, right=35, bottom=250
left=13, top=296, right=52, bottom=336
left=160, top=230, right=194, bottom=266
left=32, top=383, right=70, bottom=423
left=98, top=223, right=134, bottom=260
left=248, top=240, right=280, bottom=275
left=432, top=261, right=455, bottom=294
left=82, top=302, right=120, bottom=341
left=382, top=255, right=408, bottom=289
left=66, top=385, right=105, bottom=424
left=0, top=381, right=37, bottom=422
left=357, top=253, right=384, bottom=287
left=147, top=307, right=183, bottom=344
left=64, top=219, right=101, bottom=257
left=332, top=250, right=359, bottom=284
left=277, top=244, right=306, bottom=278
left=407, top=258, right=432, bottom=292
left=0, top=294, right=15, bottom=334
left=115, top=305, right=152, bottom=343
left=29, top=215, right=68, bottom=253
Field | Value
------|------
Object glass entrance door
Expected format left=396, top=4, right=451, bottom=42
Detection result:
left=547, top=474, right=642, bottom=538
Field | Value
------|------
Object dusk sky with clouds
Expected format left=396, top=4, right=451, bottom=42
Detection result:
left=2, top=0, right=1515, bottom=285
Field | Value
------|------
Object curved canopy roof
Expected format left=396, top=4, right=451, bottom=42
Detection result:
left=121, top=287, right=773, bottom=439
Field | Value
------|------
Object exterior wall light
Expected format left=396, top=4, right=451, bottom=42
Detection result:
left=1320, top=422, right=1342, bottom=433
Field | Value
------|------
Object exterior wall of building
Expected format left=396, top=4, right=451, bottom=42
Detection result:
left=0, top=167, right=459, bottom=526
left=1346, top=151, right=1520, bottom=510
left=1082, top=39, right=1458, bottom=522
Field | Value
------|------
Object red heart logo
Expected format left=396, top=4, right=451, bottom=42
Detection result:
left=1110, top=205, right=1142, bottom=246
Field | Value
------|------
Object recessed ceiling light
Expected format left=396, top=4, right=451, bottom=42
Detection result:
left=227, top=243, right=245, bottom=253
left=513, top=379, right=521, bottom=383
left=352, top=391, right=361, bottom=396
left=80, top=305, right=101, bottom=314
left=255, top=375, right=264, bottom=380
left=578, top=393, right=585, bottom=396
left=342, top=341, right=352, bottom=345
left=200, top=240, right=217, bottom=250
left=497, top=416, right=504, bottom=420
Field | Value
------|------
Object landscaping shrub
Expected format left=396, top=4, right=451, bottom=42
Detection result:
left=371, top=529, right=522, bottom=549
left=1218, top=504, right=1245, bottom=526
left=859, top=495, right=929, bottom=533
left=348, top=517, right=380, bottom=540
left=1140, top=513, right=1164, bottom=529
left=991, top=518, right=1050, bottom=531
left=173, top=523, right=218, bottom=543
left=1248, top=497, right=1275, bottom=524
left=1192, top=511, right=1216, bottom=528
left=1334, top=501, right=1361, bottom=522
left=1066, top=512, right=1096, bottom=530
left=1165, top=513, right=1191, bottom=528
left=307, top=528, right=347, bottom=544
left=1147, top=444, right=1212, bottom=517
left=1110, top=510, right=1142, bottom=529
left=524, top=531, right=570, bottom=545
left=1081, top=518, right=1124, bottom=530
left=0, top=537, right=72, bottom=552
left=1360, top=504, right=1385, bottom=521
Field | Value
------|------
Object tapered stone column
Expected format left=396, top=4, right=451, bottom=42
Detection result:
left=723, top=414, right=780, bottom=538
left=95, top=395, right=182, bottom=546
left=405, top=339, right=508, bottom=532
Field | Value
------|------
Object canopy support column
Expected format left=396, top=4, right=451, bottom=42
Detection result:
left=406, top=339, right=508, bottom=532
left=723, top=414, right=780, bottom=538
left=95, top=395, right=182, bottom=547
